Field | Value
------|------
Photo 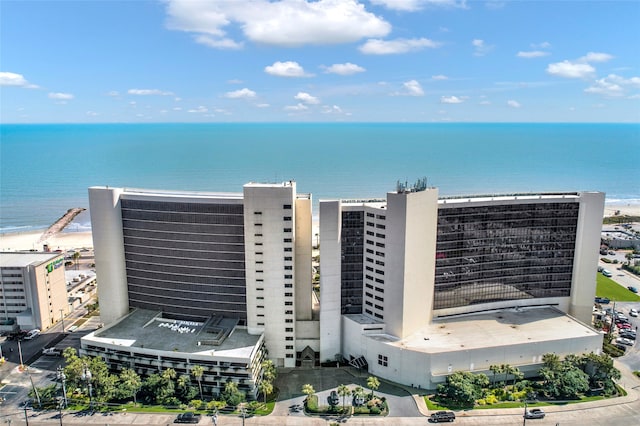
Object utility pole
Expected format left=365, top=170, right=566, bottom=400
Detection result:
left=59, top=309, right=65, bottom=333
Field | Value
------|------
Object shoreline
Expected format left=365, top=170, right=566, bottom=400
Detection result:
left=1, top=200, right=638, bottom=253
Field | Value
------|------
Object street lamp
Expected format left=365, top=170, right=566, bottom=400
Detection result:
left=81, top=365, right=93, bottom=410
left=59, top=309, right=65, bottom=333
left=57, top=366, right=67, bottom=408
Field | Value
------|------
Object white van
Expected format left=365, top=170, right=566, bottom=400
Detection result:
left=24, top=329, right=41, bottom=340
left=602, top=269, right=612, bottom=277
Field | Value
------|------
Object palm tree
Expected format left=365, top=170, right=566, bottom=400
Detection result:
left=301, top=384, right=315, bottom=401
left=73, top=251, right=81, bottom=270
left=337, top=384, right=350, bottom=410
left=366, top=376, right=380, bottom=399
left=261, top=359, right=277, bottom=382
left=489, top=364, right=502, bottom=386
left=119, top=368, right=141, bottom=404
left=191, top=365, right=204, bottom=400
left=512, top=368, right=524, bottom=387
left=258, top=380, right=273, bottom=404
left=500, top=364, right=509, bottom=387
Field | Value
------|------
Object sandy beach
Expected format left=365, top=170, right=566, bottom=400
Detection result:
left=0, top=200, right=637, bottom=253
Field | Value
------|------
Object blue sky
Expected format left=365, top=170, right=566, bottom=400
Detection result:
left=1, top=0, right=639, bottom=123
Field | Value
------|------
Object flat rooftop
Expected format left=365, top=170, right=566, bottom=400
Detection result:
left=360, top=307, right=600, bottom=353
left=0, top=251, right=62, bottom=268
left=85, top=309, right=261, bottom=359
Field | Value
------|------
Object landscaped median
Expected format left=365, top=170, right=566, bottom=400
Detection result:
left=301, top=378, right=388, bottom=418
left=596, top=274, right=640, bottom=302
left=423, top=352, right=622, bottom=413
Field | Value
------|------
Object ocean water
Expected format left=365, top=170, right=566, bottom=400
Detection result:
left=1, top=123, right=638, bottom=233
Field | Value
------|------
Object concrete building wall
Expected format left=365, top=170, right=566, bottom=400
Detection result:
left=295, top=196, right=313, bottom=321
left=570, top=192, right=606, bottom=324
left=319, top=200, right=342, bottom=362
left=29, top=258, right=67, bottom=330
left=345, top=316, right=603, bottom=390
left=385, top=188, right=439, bottom=338
left=88, top=186, right=129, bottom=325
left=243, top=182, right=297, bottom=367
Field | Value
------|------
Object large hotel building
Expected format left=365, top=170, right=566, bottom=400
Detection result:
left=84, top=181, right=605, bottom=396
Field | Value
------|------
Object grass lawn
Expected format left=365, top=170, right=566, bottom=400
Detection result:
left=595, top=274, right=640, bottom=302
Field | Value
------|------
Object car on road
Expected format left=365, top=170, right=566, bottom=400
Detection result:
left=524, top=408, right=546, bottom=419
left=595, top=297, right=610, bottom=304
left=24, top=329, right=41, bottom=340
left=430, top=411, right=456, bottom=422
left=615, top=337, right=634, bottom=346
left=602, top=269, right=613, bottom=277
left=174, top=412, right=201, bottom=423
left=42, top=347, right=62, bottom=356
left=630, top=308, right=638, bottom=317
left=627, top=286, right=638, bottom=293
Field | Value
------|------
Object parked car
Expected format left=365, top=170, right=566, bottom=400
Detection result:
left=628, top=286, right=638, bottom=293
left=615, top=337, right=634, bottom=346
left=602, top=269, right=612, bottom=277
left=630, top=308, right=638, bottom=317
left=619, top=332, right=636, bottom=340
left=430, top=411, right=456, bottom=423
left=524, top=408, right=545, bottom=419
left=595, top=297, right=610, bottom=304
left=617, top=323, right=632, bottom=330
left=174, top=412, right=201, bottom=424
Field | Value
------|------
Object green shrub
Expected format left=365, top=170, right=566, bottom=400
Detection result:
left=305, top=394, right=318, bottom=412
left=484, top=394, right=499, bottom=405
left=601, top=257, right=612, bottom=263
left=370, top=406, right=381, bottom=415
left=477, top=398, right=486, bottom=405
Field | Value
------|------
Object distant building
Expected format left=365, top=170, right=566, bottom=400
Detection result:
left=0, top=252, right=68, bottom=332
left=320, top=187, right=605, bottom=388
left=84, top=182, right=315, bottom=398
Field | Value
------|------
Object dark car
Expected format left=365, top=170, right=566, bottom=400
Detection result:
left=627, top=286, right=638, bottom=293
left=174, top=412, right=201, bottom=424
left=430, top=411, right=456, bottom=423
left=594, top=297, right=610, bottom=304
left=524, top=408, right=545, bottom=419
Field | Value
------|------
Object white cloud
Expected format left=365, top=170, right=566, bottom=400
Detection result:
left=294, top=92, right=320, bottom=104
left=322, top=105, right=344, bottom=114
left=165, top=0, right=391, bottom=48
left=546, top=61, right=595, bottom=79
left=472, top=39, right=494, bottom=56
left=323, top=62, right=366, bottom=75
left=579, top=52, right=614, bottom=63
left=441, top=95, right=463, bottom=104
left=194, top=35, right=244, bottom=50
left=48, top=92, right=74, bottom=100
left=0, top=72, right=39, bottom=88
left=360, top=38, right=442, bottom=55
left=431, top=74, right=448, bottom=81
left=188, top=106, right=209, bottom=113
left=370, top=0, right=467, bottom=11
left=507, top=100, right=521, bottom=108
left=256, top=103, right=271, bottom=108
left=227, top=79, right=243, bottom=84
left=584, top=74, right=640, bottom=97
left=128, top=89, right=174, bottom=96
left=86, top=111, right=99, bottom=116
left=265, top=61, right=313, bottom=77
left=517, top=50, right=550, bottom=58
left=224, top=88, right=257, bottom=99
left=532, top=41, right=551, bottom=49
left=403, top=80, right=424, bottom=96
left=479, top=100, right=491, bottom=105
left=173, top=107, right=182, bottom=111
left=107, top=90, right=120, bottom=97
left=284, top=103, right=309, bottom=111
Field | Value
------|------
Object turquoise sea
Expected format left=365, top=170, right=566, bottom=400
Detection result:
left=1, top=123, right=639, bottom=233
